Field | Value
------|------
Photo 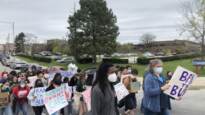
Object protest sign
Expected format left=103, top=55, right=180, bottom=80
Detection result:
left=48, top=73, right=56, bottom=84
left=68, top=63, right=78, bottom=74
left=62, top=83, right=72, bottom=100
left=29, top=87, right=46, bottom=106
left=0, top=93, right=9, bottom=107
left=130, top=81, right=141, bottom=93
left=114, top=83, right=129, bottom=101
left=28, top=76, right=37, bottom=87
left=59, top=70, right=75, bottom=78
left=164, top=66, right=197, bottom=99
left=48, top=71, right=75, bottom=84
left=81, top=87, right=91, bottom=111
left=43, top=86, right=68, bottom=115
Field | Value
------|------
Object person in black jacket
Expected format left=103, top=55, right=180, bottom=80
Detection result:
left=46, top=73, right=62, bottom=115
left=46, top=73, right=62, bottom=91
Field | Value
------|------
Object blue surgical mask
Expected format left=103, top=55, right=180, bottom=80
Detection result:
left=153, top=67, right=163, bottom=74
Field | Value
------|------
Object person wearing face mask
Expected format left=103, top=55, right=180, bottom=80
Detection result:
left=12, top=80, right=30, bottom=115
left=46, top=73, right=62, bottom=115
left=143, top=59, right=171, bottom=115
left=27, top=79, right=45, bottom=115
left=126, top=66, right=132, bottom=74
left=118, top=67, right=137, bottom=115
left=0, top=73, right=8, bottom=83
left=91, top=63, right=119, bottom=115
left=36, top=71, right=48, bottom=86
left=166, top=71, right=173, bottom=81
left=0, top=80, right=13, bottom=115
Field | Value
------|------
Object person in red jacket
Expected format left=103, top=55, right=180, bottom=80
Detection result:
left=12, top=80, right=30, bottom=115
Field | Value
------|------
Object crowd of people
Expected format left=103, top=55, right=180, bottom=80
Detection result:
left=0, top=59, right=179, bottom=115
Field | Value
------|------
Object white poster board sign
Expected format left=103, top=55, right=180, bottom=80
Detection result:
left=62, top=83, right=72, bottom=100
left=28, top=76, right=37, bottom=87
left=43, top=85, right=68, bottom=115
left=164, top=66, right=197, bottom=99
left=114, top=83, right=129, bottom=101
left=29, top=87, right=46, bottom=106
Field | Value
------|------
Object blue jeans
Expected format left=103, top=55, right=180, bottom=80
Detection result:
left=161, top=108, right=170, bottom=115
left=144, top=108, right=170, bottom=115
left=144, top=108, right=159, bottom=115
left=0, top=104, right=13, bottom=115
left=15, top=103, right=28, bottom=115
left=51, top=111, right=60, bottom=115
left=66, top=101, right=73, bottom=115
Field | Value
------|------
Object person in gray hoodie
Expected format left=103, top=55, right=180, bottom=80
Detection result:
left=91, top=63, right=119, bottom=115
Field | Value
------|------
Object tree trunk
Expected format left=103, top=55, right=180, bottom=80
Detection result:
left=201, top=35, right=205, bottom=70
left=201, top=36, right=205, bottom=60
left=92, top=55, right=97, bottom=64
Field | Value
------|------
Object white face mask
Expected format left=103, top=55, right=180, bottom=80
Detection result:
left=108, top=73, right=118, bottom=83
left=127, top=69, right=132, bottom=74
left=153, top=67, right=163, bottom=74
left=20, top=84, right=26, bottom=88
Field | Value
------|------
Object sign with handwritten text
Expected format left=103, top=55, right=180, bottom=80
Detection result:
left=164, top=66, right=197, bottom=99
left=43, top=86, right=68, bottom=115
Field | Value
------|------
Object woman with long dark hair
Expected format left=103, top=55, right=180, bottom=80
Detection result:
left=91, top=63, right=118, bottom=115
left=46, top=73, right=62, bottom=115
left=27, top=79, right=45, bottom=115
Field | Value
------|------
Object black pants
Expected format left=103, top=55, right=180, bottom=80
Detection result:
left=32, top=106, right=44, bottom=115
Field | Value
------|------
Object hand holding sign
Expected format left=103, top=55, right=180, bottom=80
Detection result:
left=164, top=66, right=197, bottom=99
left=114, top=83, right=129, bottom=101
left=161, top=84, right=170, bottom=91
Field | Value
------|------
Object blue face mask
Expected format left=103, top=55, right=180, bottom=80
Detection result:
left=153, top=67, right=163, bottom=74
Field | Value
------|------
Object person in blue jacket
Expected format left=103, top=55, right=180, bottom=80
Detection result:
left=143, top=59, right=171, bottom=115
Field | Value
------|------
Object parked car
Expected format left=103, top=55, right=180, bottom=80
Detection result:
left=29, top=64, right=43, bottom=72
left=1, top=58, right=9, bottom=66
left=84, top=67, right=97, bottom=85
left=49, top=55, right=62, bottom=60
left=10, top=62, right=29, bottom=69
left=39, top=51, right=52, bottom=56
left=56, top=57, right=74, bottom=64
left=0, top=53, right=9, bottom=61
left=84, top=67, right=97, bottom=75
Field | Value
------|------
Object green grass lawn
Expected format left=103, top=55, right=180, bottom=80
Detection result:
left=131, top=59, right=205, bottom=76
left=16, top=56, right=205, bottom=77
left=16, top=56, right=97, bottom=70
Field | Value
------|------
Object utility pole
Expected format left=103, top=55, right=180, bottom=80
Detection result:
left=0, top=21, right=15, bottom=54
left=6, top=33, right=10, bottom=54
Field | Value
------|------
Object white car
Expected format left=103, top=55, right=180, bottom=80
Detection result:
left=10, top=62, right=29, bottom=69
left=57, top=57, right=74, bottom=64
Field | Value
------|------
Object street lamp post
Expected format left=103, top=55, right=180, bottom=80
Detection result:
left=0, top=21, right=15, bottom=54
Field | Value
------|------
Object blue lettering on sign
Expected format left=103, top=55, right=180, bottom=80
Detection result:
left=178, top=83, right=189, bottom=97
left=170, top=85, right=179, bottom=95
left=170, top=84, right=189, bottom=97
left=179, top=71, right=189, bottom=81
left=186, top=74, right=194, bottom=84
left=179, top=71, right=195, bottom=85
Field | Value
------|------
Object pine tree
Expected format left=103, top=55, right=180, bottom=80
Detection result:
left=68, top=0, right=119, bottom=63
left=15, top=32, right=26, bottom=53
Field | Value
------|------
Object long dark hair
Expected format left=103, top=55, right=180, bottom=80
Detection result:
left=52, top=73, right=62, bottom=85
left=93, top=63, right=113, bottom=95
left=34, top=79, right=44, bottom=88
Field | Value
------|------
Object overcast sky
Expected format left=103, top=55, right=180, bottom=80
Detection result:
left=0, top=0, right=193, bottom=44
